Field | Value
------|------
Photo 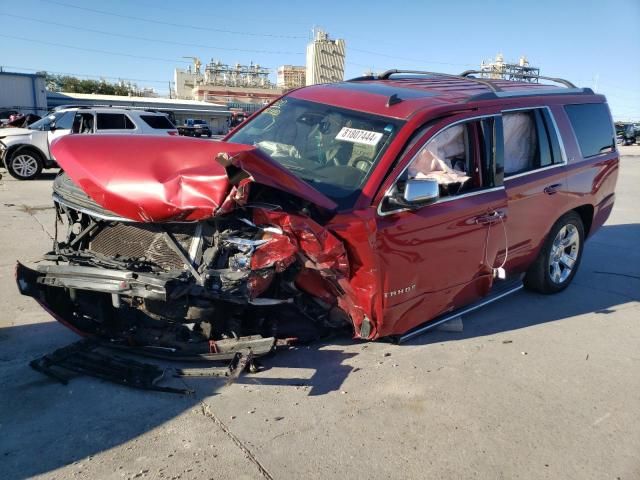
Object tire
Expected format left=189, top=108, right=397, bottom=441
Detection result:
left=524, top=211, right=585, bottom=294
left=6, top=149, right=43, bottom=180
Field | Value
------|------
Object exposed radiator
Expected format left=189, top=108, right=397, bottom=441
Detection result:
left=89, top=223, right=196, bottom=271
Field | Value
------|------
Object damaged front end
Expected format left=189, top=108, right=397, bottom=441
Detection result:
left=17, top=135, right=362, bottom=359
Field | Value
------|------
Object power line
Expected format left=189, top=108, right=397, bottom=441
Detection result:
left=0, top=34, right=190, bottom=64
left=2, top=65, right=171, bottom=86
left=1, top=13, right=304, bottom=56
left=45, top=0, right=306, bottom=39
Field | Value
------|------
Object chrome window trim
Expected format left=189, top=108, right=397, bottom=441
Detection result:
left=377, top=114, right=500, bottom=217
left=501, top=106, right=569, bottom=181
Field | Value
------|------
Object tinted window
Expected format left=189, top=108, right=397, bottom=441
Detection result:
left=97, top=113, right=135, bottom=130
left=140, top=115, right=175, bottom=129
left=54, top=111, right=75, bottom=130
left=565, top=103, right=614, bottom=158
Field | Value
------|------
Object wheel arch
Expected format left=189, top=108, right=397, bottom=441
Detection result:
left=572, top=204, right=594, bottom=237
left=6, top=143, right=47, bottom=165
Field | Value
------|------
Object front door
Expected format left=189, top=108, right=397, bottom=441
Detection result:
left=375, top=116, right=508, bottom=337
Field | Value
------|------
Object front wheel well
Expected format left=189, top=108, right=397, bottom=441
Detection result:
left=7, top=144, right=47, bottom=164
left=572, top=204, right=594, bottom=237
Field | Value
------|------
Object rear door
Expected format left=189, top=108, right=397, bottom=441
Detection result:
left=375, top=115, right=508, bottom=337
left=500, top=107, right=568, bottom=273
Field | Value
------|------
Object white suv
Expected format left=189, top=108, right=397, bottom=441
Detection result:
left=0, top=107, right=178, bottom=180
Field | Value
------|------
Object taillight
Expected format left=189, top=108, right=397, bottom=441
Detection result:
left=167, top=130, right=178, bottom=136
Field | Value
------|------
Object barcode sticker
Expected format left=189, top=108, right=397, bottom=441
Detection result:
left=335, top=127, right=383, bottom=146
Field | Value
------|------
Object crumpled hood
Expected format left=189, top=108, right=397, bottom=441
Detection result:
left=50, top=135, right=337, bottom=222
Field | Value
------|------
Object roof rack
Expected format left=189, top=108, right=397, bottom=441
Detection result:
left=360, top=69, right=502, bottom=92
left=460, top=70, right=577, bottom=88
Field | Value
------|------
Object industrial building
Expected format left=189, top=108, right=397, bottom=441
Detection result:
left=479, top=54, right=540, bottom=82
left=277, top=65, right=306, bottom=90
left=47, top=91, right=232, bottom=134
left=305, top=29, right=346, bottom=86
left=174, top=59, right=283, bottom=113
left=0, top=71, right=48, bottom=115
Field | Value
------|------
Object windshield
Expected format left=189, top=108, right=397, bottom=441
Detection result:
left=227, top=97, right=402, bottom=207
left=28, top=112, right=64, bottom=131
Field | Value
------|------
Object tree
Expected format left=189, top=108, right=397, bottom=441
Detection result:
left=44, top=73, right=140, bottom=96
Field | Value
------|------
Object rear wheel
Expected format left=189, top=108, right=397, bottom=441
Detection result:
left=7, top=149, right=43, bottom=180
left=524, top=211, right=585, bottom=294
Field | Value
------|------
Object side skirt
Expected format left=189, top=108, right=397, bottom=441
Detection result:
left=397, top=277, right=524, bottom=344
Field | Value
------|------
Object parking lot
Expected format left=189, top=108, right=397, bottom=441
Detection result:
left=1, top=147, right=638, bottom=480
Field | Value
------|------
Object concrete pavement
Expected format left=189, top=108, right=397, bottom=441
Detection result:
left=1, top=148, right=638, bottom=479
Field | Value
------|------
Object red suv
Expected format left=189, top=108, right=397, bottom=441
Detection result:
left=17, top=70, right=618, bottom=356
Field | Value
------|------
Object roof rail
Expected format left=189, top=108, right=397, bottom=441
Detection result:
left=460, top=70, right=577, bottom=88
left=376, top=69, right=503, bottom=92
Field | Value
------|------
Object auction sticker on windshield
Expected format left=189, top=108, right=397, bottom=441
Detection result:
left=335, top=127, right=383, bottom=146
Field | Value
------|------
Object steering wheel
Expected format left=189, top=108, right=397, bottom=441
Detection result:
left=349, top=156, right=374, bottom=172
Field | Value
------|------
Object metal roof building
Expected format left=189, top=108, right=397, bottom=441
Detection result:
left=47, top=91, right=232, bottom=134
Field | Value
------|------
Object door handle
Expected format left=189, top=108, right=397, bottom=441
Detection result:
left=544, top=183, right=562, bottom=195
left=475, top=211, right=504, bottom=225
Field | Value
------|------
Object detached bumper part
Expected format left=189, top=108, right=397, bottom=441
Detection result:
left=30, top=340, right=262, bottom=394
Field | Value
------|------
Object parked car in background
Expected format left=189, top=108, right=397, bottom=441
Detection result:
left=17, top=70, right=618, bottom=357
left=177, top=118, right=212, bottom=137
left=622, top=124, right=639, bottom=145
left=0, top=107, right=178, bottom=180
left=0, top=109, right=21, bottom=126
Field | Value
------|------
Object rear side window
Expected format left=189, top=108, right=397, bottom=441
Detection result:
left=502, top=108, right=563, bottom=176
left=564, top=103, right=615, bottom=158
left=140, top=115, right=175, bottom=129
left=97, top=113, right=136, bottom=130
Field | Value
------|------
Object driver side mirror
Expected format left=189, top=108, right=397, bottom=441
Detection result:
left=48, top=122, right=57, bottom=132
left=386, top=178, right=440, bottom=209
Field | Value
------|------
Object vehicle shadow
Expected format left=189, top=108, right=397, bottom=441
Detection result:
left=1, top=224, right=637, bottom=479
left=403, top=223, right=640, bottom=346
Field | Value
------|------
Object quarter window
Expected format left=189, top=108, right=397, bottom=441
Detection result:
left=564, top=103, right=615, bottom=158
left=96, top=113, right=136, bottom=130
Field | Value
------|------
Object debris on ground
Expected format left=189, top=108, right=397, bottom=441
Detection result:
left=29, top=339, right=262, bottom=394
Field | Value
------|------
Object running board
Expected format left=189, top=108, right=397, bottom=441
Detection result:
left=398, top=278, right=524, bottom=344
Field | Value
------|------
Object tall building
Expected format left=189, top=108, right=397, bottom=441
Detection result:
left=305, top=29, right=346, bottom=86
left=277, top=65, right=306, bottom=90
left=479, top=54, right=540, bottom=82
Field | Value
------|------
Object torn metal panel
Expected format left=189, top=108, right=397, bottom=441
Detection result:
left=49, top=135, right=337, bottom=223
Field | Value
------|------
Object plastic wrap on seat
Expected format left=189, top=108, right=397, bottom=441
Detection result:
left=408, top=124, right=470, bottom=185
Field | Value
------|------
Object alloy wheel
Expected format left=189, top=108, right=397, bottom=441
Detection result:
left=548, top=224, right=580, bottom=284
left=12, top=154, right=39, bottom=178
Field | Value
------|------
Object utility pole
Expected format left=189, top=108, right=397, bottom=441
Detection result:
left=168, top=81, right=172, bottom=99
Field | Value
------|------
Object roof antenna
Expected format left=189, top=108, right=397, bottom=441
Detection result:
left=386, top=94, right=402, bottom=107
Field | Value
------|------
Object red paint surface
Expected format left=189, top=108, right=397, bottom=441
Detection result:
left=50, top=135, right=335, bottom=223
left=43, top=78, right=619, bottom=341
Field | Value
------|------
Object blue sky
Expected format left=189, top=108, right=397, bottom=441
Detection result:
left=1, top=0, right=639, bottom=119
